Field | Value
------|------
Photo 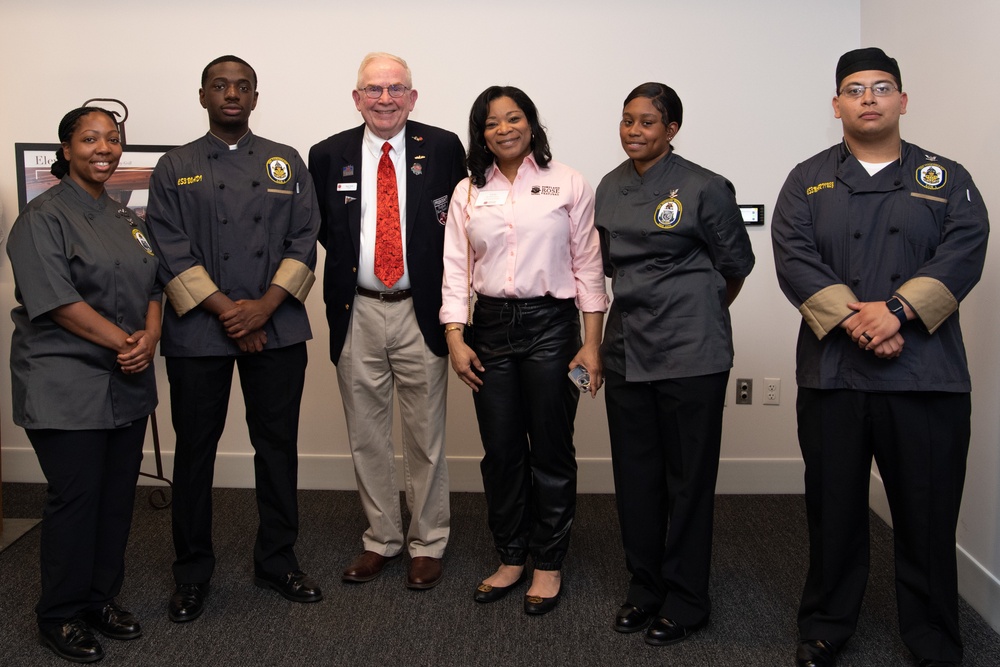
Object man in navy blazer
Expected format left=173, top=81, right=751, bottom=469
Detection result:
left=309, top=52, right=466, bottom=590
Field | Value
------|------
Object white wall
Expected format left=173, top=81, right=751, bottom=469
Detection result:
left=862, top=0, right=1000, bottom=633
left=1, top=0, right=997, bottom=629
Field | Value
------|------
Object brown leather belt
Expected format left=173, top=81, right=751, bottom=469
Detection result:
left=356, top=286, right=412, bottom=302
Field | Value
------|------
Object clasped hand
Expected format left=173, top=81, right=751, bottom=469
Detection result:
left=118, top=330, right=158, bottom=374
left=220, top=300, right=271, bottom=353
left=842, top=301, right=904, bottom=359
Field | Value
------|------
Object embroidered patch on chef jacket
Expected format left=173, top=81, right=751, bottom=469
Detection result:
left=266, top=157, right=292, bottom=185
left=132, top=229, right=155, bottom=256
left=654, top=197, right=682, bottom=229
left=916, top=163, right=946, bottom=190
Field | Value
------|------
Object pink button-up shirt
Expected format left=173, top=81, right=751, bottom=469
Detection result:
left=440, top=156, right=608, bottom=325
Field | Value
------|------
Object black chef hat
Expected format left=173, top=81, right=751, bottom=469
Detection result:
left=836, top=47, right=901, bottom=90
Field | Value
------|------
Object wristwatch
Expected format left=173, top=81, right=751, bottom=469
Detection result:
left=886, top=296, right=907, bottom=326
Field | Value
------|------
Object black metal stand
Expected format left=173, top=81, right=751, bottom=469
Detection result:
left=137, top=410, right=172, bottom=509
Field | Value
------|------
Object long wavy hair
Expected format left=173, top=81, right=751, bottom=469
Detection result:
left=467, top=86, right=551, bottom=187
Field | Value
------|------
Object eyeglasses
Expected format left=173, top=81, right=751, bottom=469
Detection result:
left=838, top=82, right=899, bottom=98
left=359, top=84, right=409, bottom=99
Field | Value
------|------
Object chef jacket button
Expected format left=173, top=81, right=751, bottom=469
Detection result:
left=117, top=316, right=124, bottom=323
left=851, top=278, right=860, bottom=286
left=853, top=231, right=861, bottom=239
left=254, top=215, right=262, bottom=222
left=891, top=273, right=901, bottom=280
left=618, top=270, right=625, bottom=277
left=222, top=219, right=228, bottom=225
left=252, top=181, right=260, bottom=187
left=219, top=183, right=225, bottom=190
left=259, top=284, right=266, bottom=292
left=223, top=289, right=231, bottom=295
left=256, top=250, right=264, bottom=257
left=223, top=253, right=230, bottom=260
left=889, top=227, right=899, bottom=233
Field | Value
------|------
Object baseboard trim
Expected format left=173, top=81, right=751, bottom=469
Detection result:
left=2, top=447, right=805, bottom=493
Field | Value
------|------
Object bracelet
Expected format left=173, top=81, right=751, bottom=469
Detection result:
left=444, top=325, right=463, bottom=334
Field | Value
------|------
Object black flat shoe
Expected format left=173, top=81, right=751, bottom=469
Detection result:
left=473, top=570, right=527, bottom=603
left=168, top=582, right=208, bottom=623
left=796, top=639, right=838, bottom=667
left=644, top=616, right=707, bottom=646
left=613, top=603, right=652, bottom=633
left=82, top=601, right=141, bottom=640
left=254, top=570, right=323, bottom=603
left=524, top=588, right=562, bottom=615
left=39, top=619, right=104, bottom=663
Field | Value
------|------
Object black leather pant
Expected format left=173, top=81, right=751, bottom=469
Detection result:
left=471, top=295, right=581, bottom=570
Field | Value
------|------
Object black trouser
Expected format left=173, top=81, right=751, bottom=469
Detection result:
left=604, top=369, right=728, bottom=625
left=471, top=295, right=581, bottom=570
left=796, top=388, right=969, bottom=664
left=28, top=419, right=147, bottom=627
left=166, top=343, right=307, bottom=584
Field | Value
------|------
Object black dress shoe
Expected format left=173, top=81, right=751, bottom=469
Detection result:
left=254, top=570, right=323, bottom=603
left=473, top=570, right=527, bottom=603
left=38, top=619, right=104, bottom=663
left=613, top=603, right=652, bottom=633
left=918, top=660, right=959, bottom=667
left=524, top=588, right=562, bottom=615
left=82, top=601, right=142, bottom=640
left=644, top=616, right=707, bottom=646
left=796, top=639, right=838, bottom=667
left=168, top=583, right=208, bottom=623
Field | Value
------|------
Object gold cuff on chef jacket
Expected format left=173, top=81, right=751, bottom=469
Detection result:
left=896, top=277, right=957, bottom=334
left=799, top=283, right=858, bottom=340
left=164, top=266, right=220, bottom=316
left=272, top=258, right=315, bottom=302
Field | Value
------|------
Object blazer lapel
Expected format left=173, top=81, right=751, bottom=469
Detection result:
left=405, top=128, right=427, bottom=243
left=343, top=125, right=365, bottom=259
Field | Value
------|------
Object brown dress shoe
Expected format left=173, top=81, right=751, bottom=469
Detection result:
left=406, top=556, right=443, bottom=590
left=342, top=551, right=398, bottom=583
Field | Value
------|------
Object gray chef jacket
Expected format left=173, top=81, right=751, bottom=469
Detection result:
left=596, top=152, right=755, bottom=382
left=7, top=177, right=160, bottom=429
left=772, top=140, right=989, bottom=392
left=146, top=132, right=319, bottom=357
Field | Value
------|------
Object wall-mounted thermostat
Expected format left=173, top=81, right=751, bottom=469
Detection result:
left=739, top=204, right=765, bottom=226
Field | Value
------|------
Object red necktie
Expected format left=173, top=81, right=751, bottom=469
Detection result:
left=374, top=141, right=403, bottom=288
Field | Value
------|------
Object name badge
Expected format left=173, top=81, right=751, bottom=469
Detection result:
left=337, top=183, right=358, bottom=191
left=475, top=190, right=508, bottom=206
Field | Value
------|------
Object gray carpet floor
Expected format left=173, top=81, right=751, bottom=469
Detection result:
left=1, top=483, right=998, bottom=666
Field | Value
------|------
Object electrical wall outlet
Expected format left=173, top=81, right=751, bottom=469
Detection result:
left=735, top=378, right=752, bottom=405
left=763, top=378, right=781, bottom=405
